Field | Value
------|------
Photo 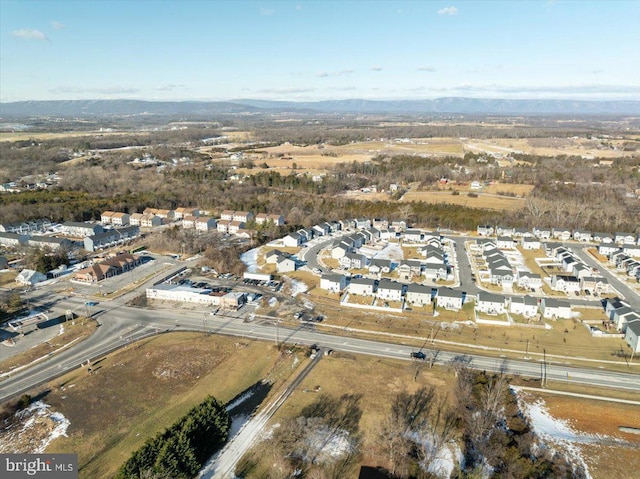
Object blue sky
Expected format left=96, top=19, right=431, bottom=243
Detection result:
left=1, top=0, right=639, bottom=102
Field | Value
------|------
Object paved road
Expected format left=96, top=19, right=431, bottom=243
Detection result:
left=3, top=302, right=640, bottom=403
left=572, top=247, right=640, bottom=310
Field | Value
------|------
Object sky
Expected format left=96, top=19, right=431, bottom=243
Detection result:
left=1, top=0, right=639, bottom=103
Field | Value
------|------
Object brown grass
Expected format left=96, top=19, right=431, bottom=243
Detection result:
left=0, top=319, right=97, bottom=375
left=520, top=390, right=640, bottom=479
left=43, top=333, right=294, bottom=479
left=401, top=190, right=525, bottom=211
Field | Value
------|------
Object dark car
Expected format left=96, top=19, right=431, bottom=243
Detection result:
left=410, top=351, right=426, bottom=360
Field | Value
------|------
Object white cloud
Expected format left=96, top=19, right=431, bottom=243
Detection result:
left=155, top=84, right=186, bottom=91
left=437, top=6, right=458, bottom=15
left=317, top=69, right=354, bottom=77
left=257, top=87, right=316, bottom=94
left=370, top=65, right=383, bottom=71
left=52, top=21, right=65, bottom=30
left=11, top=29, right=47, bottom=41
left=295, top=4, right=302, bottom=10
left=260, top=7, right=274, bottom=16
left=49, top=86, right=140, bottom=95
left=417, top=66, right=437, bottom=72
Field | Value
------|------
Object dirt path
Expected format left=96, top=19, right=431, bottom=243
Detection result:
left=201, top=351, right=323, bottom=479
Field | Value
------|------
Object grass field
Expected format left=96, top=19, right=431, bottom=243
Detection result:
left=520, top=389, right=640, bottom=479
left=0, top=131, right=139, bottom=142
left=401, top=189, right=525, bottom=211
left=244, top=351, right=456, bottom=476
left=42, top=333, right=296, bottom=479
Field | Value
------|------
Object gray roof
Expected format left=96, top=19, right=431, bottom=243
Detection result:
left=626, top=319, right=640, bottom=336
left=378, top=279, right=403, bottom=291
left=511, top=295, right=539, bottom=307
left=321, top=273, right=345, bottom=282
left=406, top=283, right=431, bottom=294
left=438, top=288, right=462, bottom=299
left=350, top=277, right=376, bottom=287
left=477, top=292, right=505, bottom=304
left=543, top=298, right=571, bottom=308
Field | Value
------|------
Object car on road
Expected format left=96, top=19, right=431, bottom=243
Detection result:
left=410, top=351, right=426, bottom=360
left=312, top=268, right=322, bottom=274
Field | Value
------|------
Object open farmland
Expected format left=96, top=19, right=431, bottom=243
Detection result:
left=401, top=189, right=526, bottom=211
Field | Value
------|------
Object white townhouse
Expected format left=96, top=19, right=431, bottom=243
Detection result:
left=320, top=273, right=347, bottom=293
left=516, top=271, right=543, bottom=291
left=510, top=296, right=539, bottom=318
left=377, top=279, right=404, bottom=302
left=195, top=216, right=217, bottom=232
left=276, top=256, right=297, bottom=273
left=476, top=292, right=506, bottom=315
left=436, top=288, right=464, bottom=311
left=624, top=321, right=640, bottom=353
left=522, top=237, right=541, bottom=250
left=349, top=277, right=377, bottom=296
left=496, top=236, right=515, bottom=250
left=405, top=283, right=433, bottom=306
left=282, top=232, right=302, bottom=248
left=182, top=215, right=198, bottom=229
left=540, top=298, right=572, bottom=319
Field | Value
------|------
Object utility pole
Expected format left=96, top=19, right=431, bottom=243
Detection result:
left=525, top=339, right=529, bottom=359
left=542, top=348, right=548, bottom=388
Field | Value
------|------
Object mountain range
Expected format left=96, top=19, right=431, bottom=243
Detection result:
left=1, top=98, right=639, bottom=117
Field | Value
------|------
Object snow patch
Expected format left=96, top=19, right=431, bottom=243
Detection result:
left=289, top=279, right=308, bottom=297
left=303, top=426, right=353, bottom=464
left=513, top=388, right=593, bottom=479
left=373, top=243, right=404, bottom=261
left=0, top=401, right=70, bottom=454
left=240, top=247, right=260, bottom=273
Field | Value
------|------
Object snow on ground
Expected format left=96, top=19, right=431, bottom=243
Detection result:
left=289, top=279, right=308, bottom=297
left=240, top=247, right=260, bottom=273
left=0, top=401, right=69, bottom=454
left=406, top=431, right=462, bottom=479
left=372, top=243, right=404, bottom=261
left=513, top=387, right=594, bottom=479
left=303, top=426, right=353, bottom=464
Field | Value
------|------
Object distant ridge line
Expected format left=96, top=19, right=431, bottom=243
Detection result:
left=1, top=97, right=639, bottom=117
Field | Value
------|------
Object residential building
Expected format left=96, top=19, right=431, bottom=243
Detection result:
left=476, top=292, right=506, bottom=314
left=110, top=212, right=130, bottom=226
left=282, top=232, right=302, bottom=248
left=331, top=242, right=351, bottom=259
left=228, top=221, right=246, bottom=234
left=27, top=236, right=72, bottom=251
left=232, top=211, right=254, bottom=223
left=522, top=237, right=541, bottom=250
left=405, top=283, right=433, bottom=306
left=255, top=213, right=285, bottom=226
left=276, top=256, right=297, bottom=273
left=436, top=288, right=464, bottom=310
left=497, top=236, right=515, bottom=249
left=423, top=262, right=448, bottom=280
left=143, top=208, right=175, bottom=220
left=101, top=211, right=116, bottom=224
left=62, top=222, right=103, bottom=237
left=477, top=225, right=494, bottom=236
left=83, top=226, right=139, bottom=252
left=540, top=298, right=572, bottom=319
left=174, top=207, right=199, bottom=219
left=349, top=278, right=377, bottom=296
left=368, top=258, right=393, bottom=275
left=377, top=279, right=404, bottom=302
left=510, top=296, right=539, bottom=318
left=195, top=216, right=217, bottom=232
left=624, top=320, right=640, bottom=353
left=516, top=271, right=543, bottom=291
left=182, top=215, right=198, bottom=229
left=217, top=220, right=232, bottom=234
left=140, top=214, right=162, bottom=228
left=0, top=232, right=28, bottom=248
left=551, top=275, right=581, bottom=293
left=320, top=273, right=347, bottom=293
